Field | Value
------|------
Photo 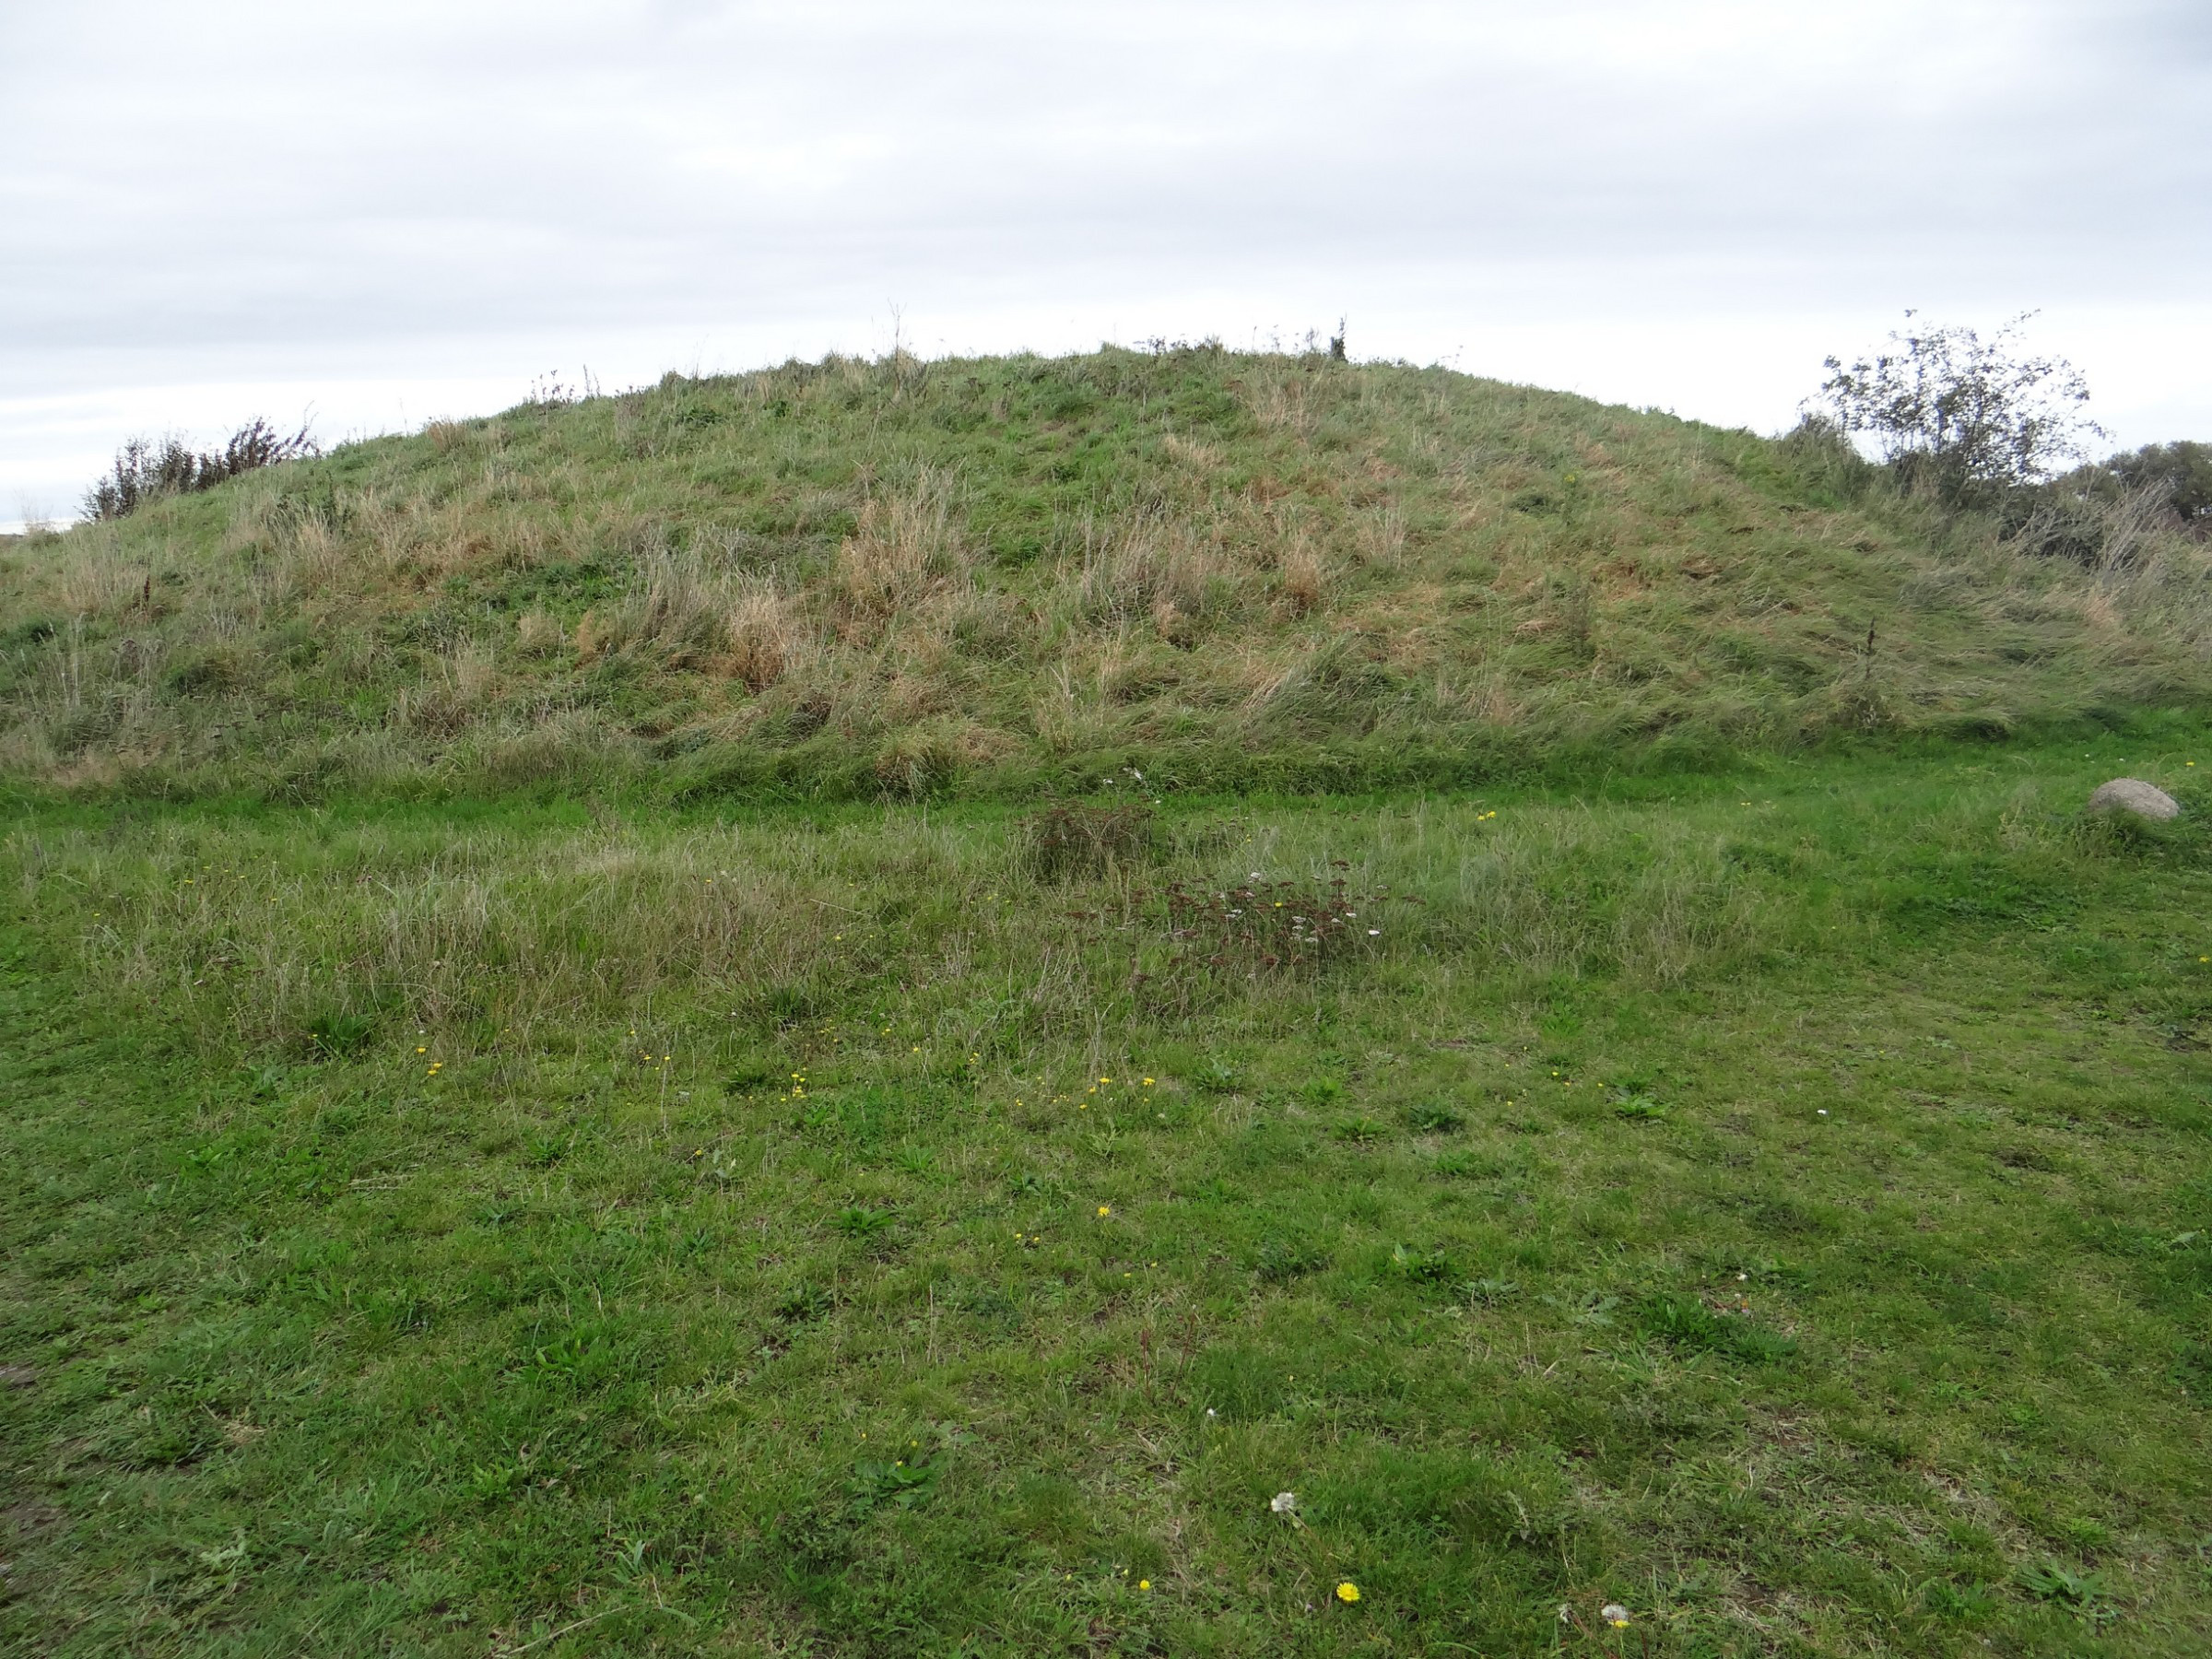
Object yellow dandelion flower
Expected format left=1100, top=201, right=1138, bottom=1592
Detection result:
left=1335, top=1582, right=1360, bottom=1604
left=1097, top=1205, right=1112, bottom=1218
left=1137, top=1579, right=1150, bottom=1591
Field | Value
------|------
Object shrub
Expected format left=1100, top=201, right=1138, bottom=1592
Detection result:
left=1816, top=312, right=2101, bottom=506
left=2001, top=473, right=2172, bottom=570
left=83, top=418, right=318, bottom=521
left=2108, top=440, right=2212, bottom=528
left=1774, top=414, right=1878, bottom=503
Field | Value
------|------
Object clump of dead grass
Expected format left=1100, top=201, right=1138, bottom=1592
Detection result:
left=723, top=579, right=806, bottom=691
left=835, top=471, right=971, bottom=629
left=1077, top=518, right=1238, bottom=629
left=1279, top=541, right=1325, bottom=617
left=515, top=610, right=565, bottom=656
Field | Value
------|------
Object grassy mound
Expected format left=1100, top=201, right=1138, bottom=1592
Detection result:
left=6, top=346, right=2212, bottom=800
left=8, top=350, right=2212, bottom=1654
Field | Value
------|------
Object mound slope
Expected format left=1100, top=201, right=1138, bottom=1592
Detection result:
left=6, top=346, right=2208, bottom=798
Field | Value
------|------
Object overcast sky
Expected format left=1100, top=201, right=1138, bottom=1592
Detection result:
left=4, top=0, right=2207, bottom=529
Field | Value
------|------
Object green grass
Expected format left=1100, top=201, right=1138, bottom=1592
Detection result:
left=6, top=734, right=2212, bottom=1654
left=6, top=348, right=2211, bottom=1651
left=6, top=346, right=2212, bottom=804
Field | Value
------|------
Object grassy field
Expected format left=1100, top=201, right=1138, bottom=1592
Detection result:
left=6, top=347, right=2212, bottom=804
left=5, top=732, right=2212, bottom=1655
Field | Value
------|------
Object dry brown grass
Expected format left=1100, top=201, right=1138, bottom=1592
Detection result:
left=1359, top=500, right=1408, bottom=568
left=626, top=546, right=730, bottom=656
left=722, top=579, right=804, bottom=692
left=1279, top=541, right=1324, bottom=617
left=573, top=608, right=612, bottom=661
left=392, top=640, right=496, bottom=734
left=1244, top=366, right=1318, bottom=440
left=1237, top=650, right=1306, bottom=717
left=53, top=527, right=147, bottom=618
left=835, top=471, right=971, bottom=629
left=1077, top=520, right=1238, bottom=627
left=1160, top=430, right=1223, bottom=473
left=515, top=609, right=565, bottom=656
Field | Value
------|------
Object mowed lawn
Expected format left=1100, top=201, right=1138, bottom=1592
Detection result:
left=4, top=741, right=2212, bottom=1656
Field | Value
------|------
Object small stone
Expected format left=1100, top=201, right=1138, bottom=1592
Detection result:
left=2088, top=778, right=2179, bottom=820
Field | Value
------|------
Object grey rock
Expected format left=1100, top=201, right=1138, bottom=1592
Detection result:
left=2088, top=778, right=2179, bottom=820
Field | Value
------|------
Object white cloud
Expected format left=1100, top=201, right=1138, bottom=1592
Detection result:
left=4, top=0, right=2206, bottom=527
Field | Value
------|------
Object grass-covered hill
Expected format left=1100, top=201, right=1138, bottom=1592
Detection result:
left=10, top=351, right=2212, bottom=1657
left=7, top=345, right=2212, bottom=801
